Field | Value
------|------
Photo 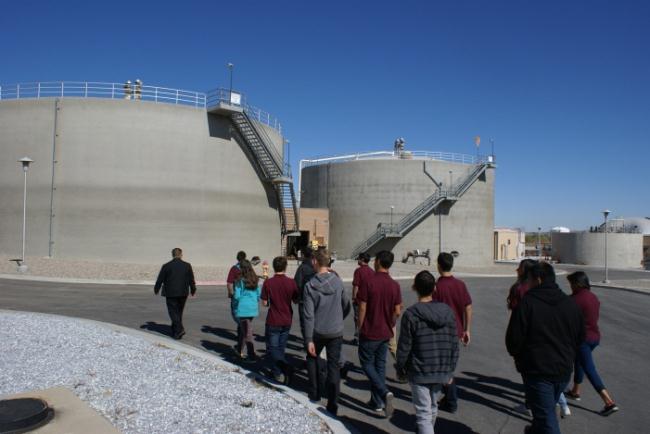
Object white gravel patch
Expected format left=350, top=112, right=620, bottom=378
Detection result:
left=0, top=311, right=329, bottom=434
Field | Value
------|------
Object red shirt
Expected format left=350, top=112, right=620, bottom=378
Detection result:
left=434, top=275, right=471, bottom=338
left=261, top=274, right=299, bottom=327
left=352, top=264, right=375, bottom=300
left=571, top=288, right=601, bottom=342
left=357, top=271, right=402, bottom=340
left=227, top=265, right=241, bottom=284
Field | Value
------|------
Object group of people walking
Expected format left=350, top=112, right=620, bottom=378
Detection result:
left=153, top=247, right=617, bottom=434
left=506, top=260, right=619, bottom=434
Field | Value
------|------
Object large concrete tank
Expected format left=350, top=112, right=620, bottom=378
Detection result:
left=300, top=152, right=495, bottom=266
left=0, top=93, right=284, bottom=266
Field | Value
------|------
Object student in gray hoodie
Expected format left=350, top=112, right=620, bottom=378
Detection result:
left=396, top=271, right=459, bottom=434
left=302, top=249, right=351, bottom=416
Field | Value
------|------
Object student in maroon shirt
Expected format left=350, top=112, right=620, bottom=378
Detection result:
left=434, top=252, right=472, bottom=413
left=564, top=271, right=619, bottom=416
left=357, top=250, right=402, bottom=418
left=227, top=251, right=246, bottom=350
left=352, top=252, right=374, bottom=344
left=506, top=259, right=537, bottom=311
left=261, top=256, right=299, bottom=385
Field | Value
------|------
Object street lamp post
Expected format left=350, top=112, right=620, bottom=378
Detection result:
left=537, top=227, right=542, bottom=258
left=18, top=157, right=34, bottom=272
left=603, top=209, right=611, bottom=283
left=227, top=62, right=234, bottom=103
left=390, top=205, right=395, bottom=231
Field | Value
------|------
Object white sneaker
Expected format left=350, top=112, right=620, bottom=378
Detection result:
left=560, top=406, right=571, bottom=418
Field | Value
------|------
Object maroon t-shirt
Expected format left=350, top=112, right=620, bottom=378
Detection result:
left=571, top=288, right=601, bottom=342
left=357, top=271, right=402, bottom=340
left=227, top=265, right=241, bottom=284
left=352, top=264, right=375, bottom=300
left=434, top=275, right=472, bottom=338
left=261, top=274, right=299, bottom=327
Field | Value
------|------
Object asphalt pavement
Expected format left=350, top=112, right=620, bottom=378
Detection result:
left=1, top=265, right=648, bottom=433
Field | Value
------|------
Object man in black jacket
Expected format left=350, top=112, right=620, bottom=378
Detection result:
left=506, top=262, right=584, bottom=434
left=396, top=271, right=458, bottom=434
left=294, top=246, right=316, bottom=339
left=154, top=248, right=197, bottom=340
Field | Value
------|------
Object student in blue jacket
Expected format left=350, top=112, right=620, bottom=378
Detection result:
left=233, top=260, right=261, bottom=361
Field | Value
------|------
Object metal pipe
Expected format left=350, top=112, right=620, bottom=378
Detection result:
left=22, top=169, right=27, bottom=261
left=48, top=99, right=60, bottom=257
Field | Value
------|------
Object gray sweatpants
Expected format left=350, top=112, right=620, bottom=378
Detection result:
left=411, top=382, right=443, bottom=434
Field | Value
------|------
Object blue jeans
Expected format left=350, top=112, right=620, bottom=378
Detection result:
left=358, top=338, right=389, bottom=408
left=411, top=383, right=443, bottom=434
left=265, top=325, right=291, bottom=376
left=523, top=376, right=568, bottom=434
left=574, top=341, right=605, bottom=392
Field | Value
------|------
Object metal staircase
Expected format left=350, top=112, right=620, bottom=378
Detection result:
left=213, top=104, right=299, bottom=253
left=349, top=158, right=495, bottom=258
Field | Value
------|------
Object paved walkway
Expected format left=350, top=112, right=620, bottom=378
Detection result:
left=1, top=268, right=648, bottom=433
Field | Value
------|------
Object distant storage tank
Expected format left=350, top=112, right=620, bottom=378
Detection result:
left=300, top=151, right=496, bottom=266
left=0, top=82, right=290, bottom=265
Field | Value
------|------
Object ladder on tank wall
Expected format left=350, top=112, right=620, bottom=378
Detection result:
left=209, top=103, right=300, bottom=254
left=349, top=158, right=495, bottom=258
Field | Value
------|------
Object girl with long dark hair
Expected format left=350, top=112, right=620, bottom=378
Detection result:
left=233, top=259, right=261, bottom=360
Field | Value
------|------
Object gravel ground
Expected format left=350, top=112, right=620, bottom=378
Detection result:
left=0, top=311, right=329, bottom=434
left=0, top=254, right=517, bottom=282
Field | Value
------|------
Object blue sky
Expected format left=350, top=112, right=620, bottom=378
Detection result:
left=2, top=0, right=648, bottom=231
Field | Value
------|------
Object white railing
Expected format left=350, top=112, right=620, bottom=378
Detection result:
left=301, top=150, right=480, bottom=168
left=0, top=81, right=206, bottom=107
left=0, top=81, right=283, bottom=133
left=205, top=88, right=282, bottom=133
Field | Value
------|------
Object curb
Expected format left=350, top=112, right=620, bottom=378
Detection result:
left=591, top=284, right=650, bottom=296
left=0, top=309, right=352, bottom=434
left=0, top=271, right=522, bottom=286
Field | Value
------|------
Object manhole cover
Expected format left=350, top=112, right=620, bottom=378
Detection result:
left=0, top=398, right=53, bottom=433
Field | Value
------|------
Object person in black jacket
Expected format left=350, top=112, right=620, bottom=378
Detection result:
left=506, top=262, right=584, bottom=434
left=154, top=248, right=197, bottom=340
left=396, top=271, right=459, bottom=434
left=294, top=246, right=316, bottom=339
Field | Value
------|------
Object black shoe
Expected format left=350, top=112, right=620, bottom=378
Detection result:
left=340, top=362, right=353, bottom=380
left=439, top=399, right=457, bottom=414
left=282, top=364, right=294, bottom=386
left=326, top=403, right=338, bottom=416
left=599, top=403, right=619, bottom=416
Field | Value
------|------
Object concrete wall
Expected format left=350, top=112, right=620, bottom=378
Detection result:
left=0, top=98, right=282, bottom=266
left=551, top=232, right=644, bottom=269
left=301, top=159, right=495, bottom=266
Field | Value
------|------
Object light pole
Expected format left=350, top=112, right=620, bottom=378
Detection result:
left=227, top=62, right=234, bottom=103
left=449, top=170, right=453, bottom=192
left=18, top=157, right=34, bottom=272
left=603, top=209, right=610, bottom=283
left=537, top=227, right=542, bottom=258
left=390, top=205, right=395, bottom=230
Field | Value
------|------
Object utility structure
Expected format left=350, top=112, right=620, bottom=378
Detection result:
left=16, top=157, right=33, bottom=272
left=208, top=91, right=299, bottom=255
left=603, top=209, right=610, bottom=283
left=0, top=81, right=297, bottom=265
left=300, top=148, right=496, bottom=265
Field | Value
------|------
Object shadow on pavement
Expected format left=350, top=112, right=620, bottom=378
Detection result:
left=454, top=373, right=531, bottom=422
left=140, top=321, right=172, bottom=337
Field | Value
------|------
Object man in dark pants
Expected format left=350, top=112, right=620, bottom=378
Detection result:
left=357, top=250, right=402, bottom=418
left=303, top=249, right=351, bottom=416
left=154, top=248, right=197, bottom=340
left=294, top=246, right=315, bottom=339
left=506, top=262, right=584, bottom=434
